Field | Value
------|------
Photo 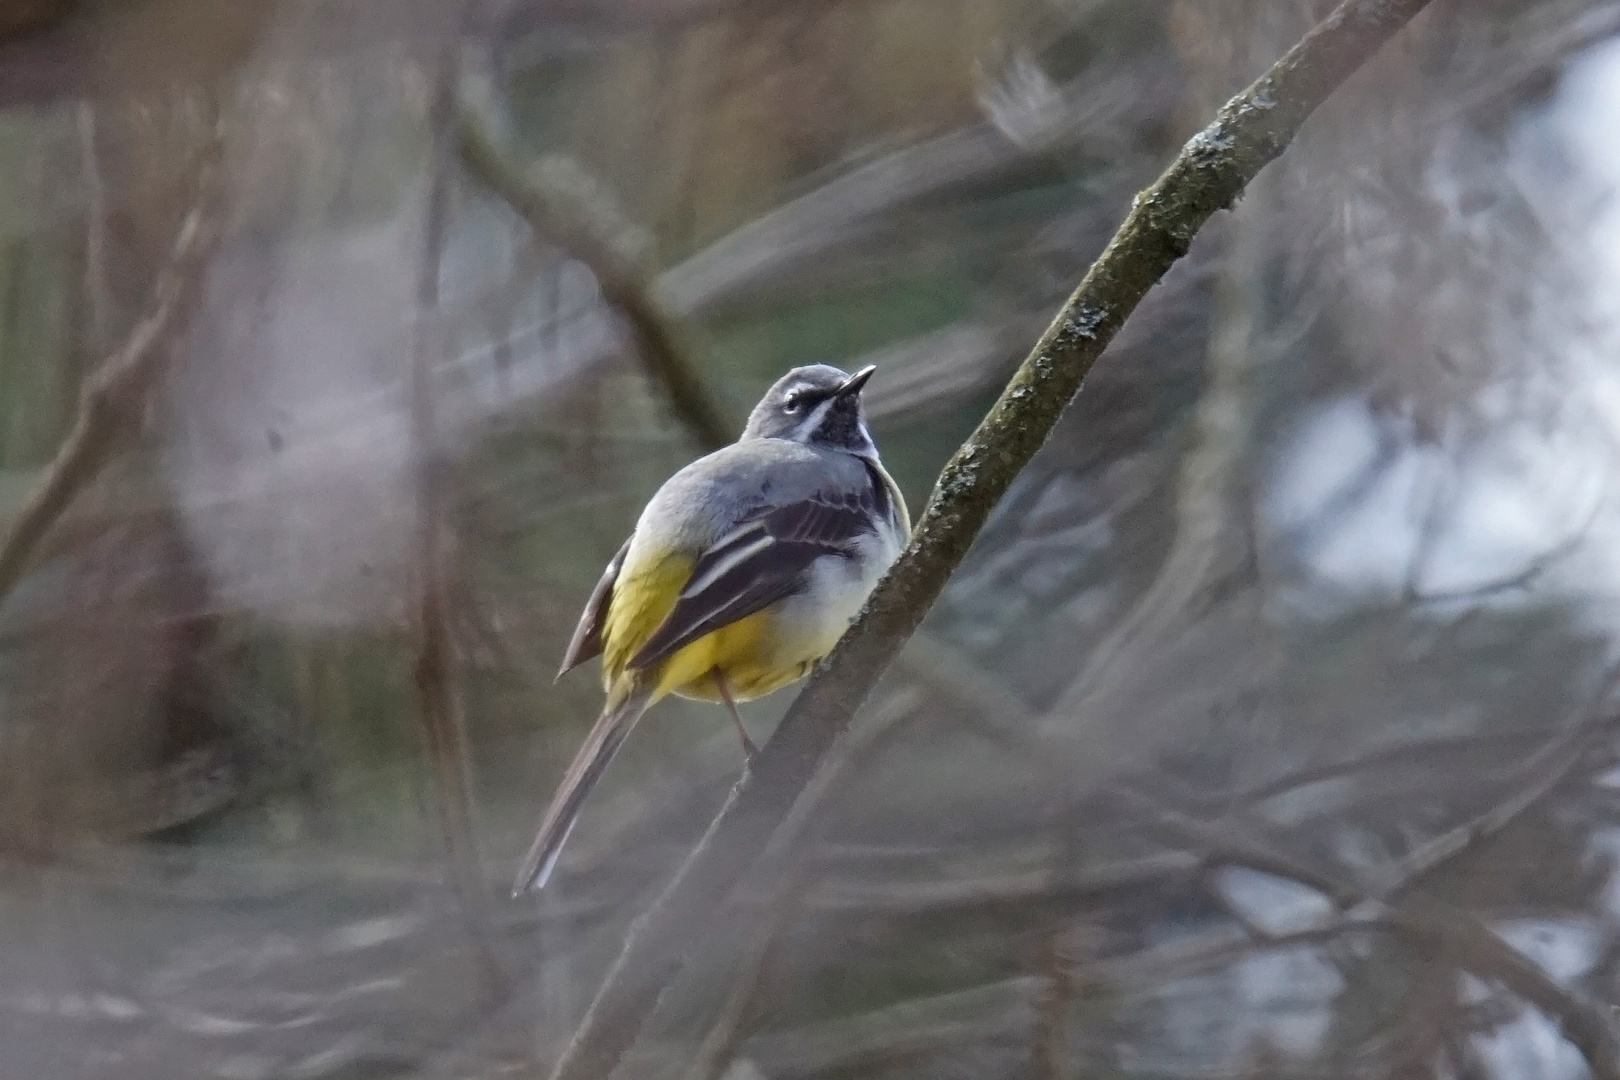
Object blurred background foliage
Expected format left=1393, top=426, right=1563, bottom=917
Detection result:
left=5, top=0, right=1620, bottom=1078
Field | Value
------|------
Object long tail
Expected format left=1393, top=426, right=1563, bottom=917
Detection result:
left=512, top=684, right=655, bottom=895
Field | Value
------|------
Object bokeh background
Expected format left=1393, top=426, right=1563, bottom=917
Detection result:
left=5, top=0, right=1620, bottom=1077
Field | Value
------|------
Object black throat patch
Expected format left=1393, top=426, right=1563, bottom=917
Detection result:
left=810, top=396, right=867, bottom=450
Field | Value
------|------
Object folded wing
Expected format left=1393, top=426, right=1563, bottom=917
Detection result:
left=557, top=536, right=633, bottom=679
left=628, top=483, right=883, bottom=671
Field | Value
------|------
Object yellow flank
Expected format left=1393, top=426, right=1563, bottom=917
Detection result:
left=600, top=542, right=816, bottom=709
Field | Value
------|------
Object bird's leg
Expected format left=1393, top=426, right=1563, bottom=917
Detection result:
left=712, top=671, right=758, bottom=761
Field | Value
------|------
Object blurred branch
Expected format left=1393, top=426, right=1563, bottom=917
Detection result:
left=1042, top=190, right=1268, bottom=756
left=894, top=629, right=1039, bottom=731
left=1113, top=779, right=1620, bottom=1077
left=1111, top=784, right=1362, bottom=908
left=808, top=850, right=1200, bottom=916
left=1441, top=4, right=1620, bottom=120
left=739, top=920, right=1391, bottom=1078
left=679, top=687, right=924, bottom=1080
left=1229, top=728, right=1559, bottom=807
left=710, top=681, right=1619, bottom=1073
left=879, top=643, right=1616, bottom=919
left=1389, top=931, right=1462, bottom=1080
left=717, top=899, right=1618, bottom=1080
left=1364, top=692, right=1619, bottom=903
left=76, top=102, right=112, bottom=355
left=411, top=33, right=503, bottom=988
left=742, top=976, right=1038, bottom=1080
left=1090, top=901, right=1618, bottom=1080
left=495, top=0, right=775, bottom=39
left=657, top=57, right=1177, bottom=316
left=0, top=0, right=71, bottom=41
left=1385, top=897, right=1620, bottom=1080
left=0, top=121, right=223, bottom=608
left=456, top=82, right=733, bottom=452
left=543, top=3, right=1441, bottom=1078
left=805, top=695, right=1611, bottom=918
left=858, top=315, right=1046, bottom=423
left=1032, top=931, right=1076, bottom=1080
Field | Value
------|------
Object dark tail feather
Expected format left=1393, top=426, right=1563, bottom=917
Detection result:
left=512, top=686, right=654, bottom=895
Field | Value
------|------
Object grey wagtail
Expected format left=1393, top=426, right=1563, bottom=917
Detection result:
left=513, top=364, right=909, bottom=893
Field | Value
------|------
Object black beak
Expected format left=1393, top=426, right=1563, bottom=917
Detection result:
left=834, top=365, right=876, bottom=399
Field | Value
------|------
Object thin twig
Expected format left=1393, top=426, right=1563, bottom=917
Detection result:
left=543, top=4, right=1440, bottom=1078
left=455, top=77, right=732, bottom=452
left=0, top=120, right=224, bottom=607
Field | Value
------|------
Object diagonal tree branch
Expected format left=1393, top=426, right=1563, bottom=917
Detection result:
left=0, top=119, right=224, bottom=608
left=541, top=2, right=1440, bottom=1078
left=455, top=75, right=733, bottom=453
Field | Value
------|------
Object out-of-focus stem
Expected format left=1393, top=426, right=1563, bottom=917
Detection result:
left=456, top=88, right=733, bottom=452
left=0, top=123, right=223, bottom=608
left=410, top=32, right=505, bottom=992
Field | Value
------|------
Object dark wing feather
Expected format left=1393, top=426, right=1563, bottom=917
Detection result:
left=627, top=486, right=881, bottom=672
left=557, top=536, right=632, bottom=679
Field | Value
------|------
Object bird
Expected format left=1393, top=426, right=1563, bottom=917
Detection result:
left=512, top=364, right=909, bottom=894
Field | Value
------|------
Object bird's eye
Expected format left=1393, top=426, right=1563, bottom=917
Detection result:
left=782, top=392, right=808, bottom=414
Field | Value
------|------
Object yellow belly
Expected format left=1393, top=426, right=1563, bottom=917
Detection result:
left=654, top=608, right=821, bottom=703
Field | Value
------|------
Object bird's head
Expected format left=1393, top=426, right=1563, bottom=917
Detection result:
left=741, top=364, right=877, bottom=456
